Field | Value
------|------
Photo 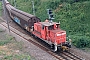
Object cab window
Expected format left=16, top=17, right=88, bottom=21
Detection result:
left=48, top=25, right=54, bottom=30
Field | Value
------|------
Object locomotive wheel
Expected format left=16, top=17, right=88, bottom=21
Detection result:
left=51, top=44, right=54, bottom=49
left=51, top=44, right=56, bottom=52
left=57, top=46, right=62, bottom=52
left=68, top=45, right=71, bottom=48
left=54, top=45, right=57, bottom=52
left=51, top=44, right=58, bottom=52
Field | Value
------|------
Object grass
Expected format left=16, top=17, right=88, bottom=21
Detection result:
left=0, top=27, right=33, bottom=60
left=0, top=48, right=31, bottom=60
left=82, top=48, right=90, bottom=52
left=0, top=34, right=13, bottom=46
left=0, top=1, right=2, bottom=16
left=2, top=54, right=31, bottom=60
left=0, top=28, right=5, bottom=32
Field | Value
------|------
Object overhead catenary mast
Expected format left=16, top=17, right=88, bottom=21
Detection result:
left=2, top=0, right=10, bottom=32
left=14, top=0, right=16, bottom=8
left=32, top=1, right=35, bottom=16
left=11, top=0, right=12, bottom=5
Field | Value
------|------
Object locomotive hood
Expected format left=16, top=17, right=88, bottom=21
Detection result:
left=50, top=29, right=66, bottom=45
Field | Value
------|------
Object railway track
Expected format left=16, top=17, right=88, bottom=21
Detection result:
left=0, top=22, right=84, bottom=60
left=60, top=51, right=83, bottom=60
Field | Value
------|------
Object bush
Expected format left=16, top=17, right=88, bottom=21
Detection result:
left=60, top=0, right=89, bottom=3
left=48, top=0, right=61, bottom=9
left=76, top=37, right=89, bottom=48
left=70, top=35, right=90, bottom=48
left=0, top=35, right=13, bottom=46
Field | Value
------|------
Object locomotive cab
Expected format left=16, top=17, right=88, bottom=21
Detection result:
left=33, top=21, right=71, bottom=52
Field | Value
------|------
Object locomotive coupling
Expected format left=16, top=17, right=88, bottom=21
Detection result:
left=61, top=46, right=69, bottom=51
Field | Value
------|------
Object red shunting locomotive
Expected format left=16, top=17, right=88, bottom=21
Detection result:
left=33, top=21, right=71, bottom=52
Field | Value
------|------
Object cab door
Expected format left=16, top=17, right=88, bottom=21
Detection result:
left=41, top=25, right=46, bottom=40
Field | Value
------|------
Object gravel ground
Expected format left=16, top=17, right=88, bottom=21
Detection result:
left=70, top=47, right=90, bottom=60
left=0, top=20, right=58, bottom=60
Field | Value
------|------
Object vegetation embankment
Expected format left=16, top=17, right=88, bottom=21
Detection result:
left=0, top=27, right=32, bottom=60
left=7, top=0, right=90, bottom=49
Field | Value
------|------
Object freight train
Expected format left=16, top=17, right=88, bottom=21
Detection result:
left=4, top=0, right=71, bottom=52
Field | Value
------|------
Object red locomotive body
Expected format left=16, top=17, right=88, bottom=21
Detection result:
left=50, top=29, right=66, bottom=45
left=33, top=22, right=71, bottom=51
